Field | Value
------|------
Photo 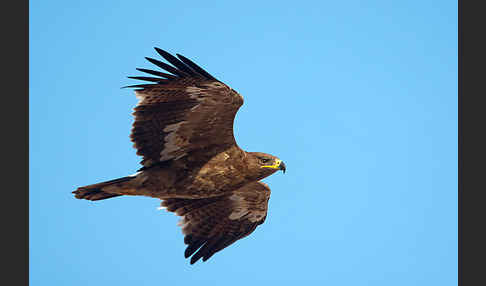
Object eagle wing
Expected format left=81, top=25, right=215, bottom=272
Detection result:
left=126, top=48, right=244, bottom=168
left=160, top=181, right=271, bottom=264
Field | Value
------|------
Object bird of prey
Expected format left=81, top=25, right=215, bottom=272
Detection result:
left=73, top=48, right=286, bottom=264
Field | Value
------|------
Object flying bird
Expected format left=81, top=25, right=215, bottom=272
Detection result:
left=73, top=48, right=286, bottom=264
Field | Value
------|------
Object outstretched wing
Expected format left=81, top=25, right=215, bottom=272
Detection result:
left=160, top=181, right=271, bottom=264
left=126, top=48, right=244, bottom=168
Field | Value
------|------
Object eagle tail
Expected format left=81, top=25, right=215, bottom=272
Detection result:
left=73, top=176, right=135, bottom=201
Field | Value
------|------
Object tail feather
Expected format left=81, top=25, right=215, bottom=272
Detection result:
left=73, top=176, right=135, bottom=201
left=73, top=189, right=122, bottom=201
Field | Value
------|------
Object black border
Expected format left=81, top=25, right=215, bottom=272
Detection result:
left=459, top=1, right=484, bottom=285
left=3, top=0, right=28, bottom=285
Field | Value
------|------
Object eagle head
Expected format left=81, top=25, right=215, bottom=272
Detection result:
left=247, top=152, right=286, bottom=179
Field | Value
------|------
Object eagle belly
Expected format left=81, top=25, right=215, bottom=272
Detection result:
left=190, top=149, right=253, bottom=195
left=153, top=149, right=250, bottom=199
left=126, top=147, right=253, bottom=199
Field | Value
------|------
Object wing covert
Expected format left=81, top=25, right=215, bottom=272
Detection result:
left=160, top=181, right=271, bottom=264
left=126, top=48, right=244, bottom=168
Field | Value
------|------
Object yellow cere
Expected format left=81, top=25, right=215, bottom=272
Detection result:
left=261, top=159, right=282, bottom=169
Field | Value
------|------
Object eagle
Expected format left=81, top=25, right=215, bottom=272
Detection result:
left=73, top=48, right=286, bottom=264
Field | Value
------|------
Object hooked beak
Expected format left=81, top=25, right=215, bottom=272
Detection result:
left=279, top=161, right=286, bottom=173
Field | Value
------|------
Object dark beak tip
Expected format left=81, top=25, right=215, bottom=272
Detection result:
left=279, top=162, right=286, bottom=173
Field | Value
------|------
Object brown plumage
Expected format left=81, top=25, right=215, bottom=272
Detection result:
left=73, top=48, right=285, bottom=264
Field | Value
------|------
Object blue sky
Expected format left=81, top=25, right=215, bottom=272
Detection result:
left=30, top=0, right=457, bottom=285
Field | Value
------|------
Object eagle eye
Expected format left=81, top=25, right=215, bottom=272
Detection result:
left=260, top=158, right=271, bottom=164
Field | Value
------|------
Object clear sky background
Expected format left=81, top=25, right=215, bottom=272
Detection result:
left=30, top=1, right=457, bottom=285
